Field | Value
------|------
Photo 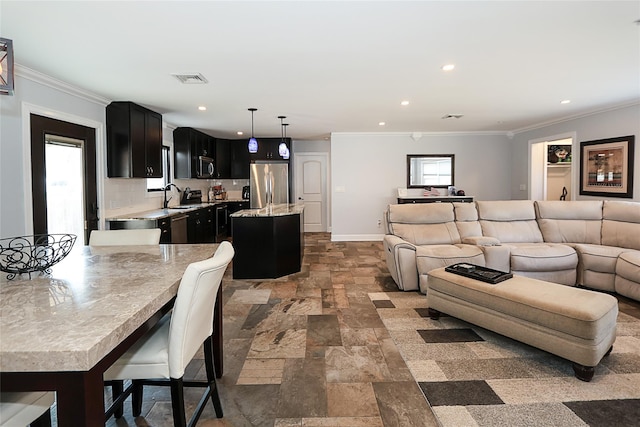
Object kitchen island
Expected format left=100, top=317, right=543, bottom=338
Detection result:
left=231, top=204, right=304, bottom=279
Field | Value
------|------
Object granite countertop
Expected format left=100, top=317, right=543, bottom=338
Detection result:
left=107, top=199, right=249, bottom=221
left=0, top=244, right=217, bottom=372
left=230, top=203, right=304, bottom=218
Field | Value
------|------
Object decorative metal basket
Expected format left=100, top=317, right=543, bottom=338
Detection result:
left=0, top=234, right=77, bottom=280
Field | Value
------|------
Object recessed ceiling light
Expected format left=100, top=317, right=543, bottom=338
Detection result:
left=401, top=100, right=409, bottom=106
left=561, top=99, right=571, bottom=104
left=198, top=106, right=207, bottom=111
left=442, top=64, right=455, bottom=71
left=237, top=131, right=244, bottom=135
left=379, top=121, right=386, bottom=126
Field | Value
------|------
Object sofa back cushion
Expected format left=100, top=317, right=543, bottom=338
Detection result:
left=386, top=203, right=461, bottom=245
left=453, top=202, right=482, bottom=238
left=477, top=200, right=544, bottom=243
left=602, top=200, right=640, bottom=250
left=535, top=200, right=603, bottom=244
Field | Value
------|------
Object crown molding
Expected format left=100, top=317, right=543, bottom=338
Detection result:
left=15, top=64, right=111, bottom=106
left=331, top=130, right=509, bottom=137
left=510, top=100, right=640, bottom=135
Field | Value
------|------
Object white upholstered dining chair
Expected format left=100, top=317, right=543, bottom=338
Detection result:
left=88, top=228, right=162, bottom=246
left=0, top=392, right=54, bottom=427
left=103, top=241, right=234, bottom=426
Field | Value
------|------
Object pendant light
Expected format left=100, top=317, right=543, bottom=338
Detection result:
left=278, top=115, right=288, bottom=157
left=282, top=122, right=290, bottom=159
left=247, top=108, right=258, bottom=153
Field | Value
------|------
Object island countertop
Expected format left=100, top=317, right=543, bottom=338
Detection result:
left=230, top=203, right=304, bottom=218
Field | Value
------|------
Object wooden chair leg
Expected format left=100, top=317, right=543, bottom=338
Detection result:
left=131, top=379, right=144, bottom=417
left=111, top=379, right=124, bottom=418
left=29, top=408, right=52, bottom=427
left=204, top=335, right=224, bottom=418
left=170, top=377, right=187, bottom=427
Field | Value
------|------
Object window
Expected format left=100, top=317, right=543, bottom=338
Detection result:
left=147, top=146, right=171, bottom=191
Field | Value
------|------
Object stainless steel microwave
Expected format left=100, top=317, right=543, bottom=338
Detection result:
left=197, top=156, right=215, bottom=178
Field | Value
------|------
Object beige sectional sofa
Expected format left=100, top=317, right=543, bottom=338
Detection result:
left=383, top=200, right=640, bottom=301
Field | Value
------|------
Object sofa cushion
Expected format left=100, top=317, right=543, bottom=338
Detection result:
left=387, top=203, right=461, bottom=245
left=477, top=200, right=544, bottom=243
left=575, top=244, right=629, bottom=292
left=453, top=202, right=483, bottom=238
left=508, top=243, right=578, bottom=272
left=535, top=200, right=603, bottom=244
left=602, top=200, right=640, bottom=250
left=615, top=251, right=640, bottom=301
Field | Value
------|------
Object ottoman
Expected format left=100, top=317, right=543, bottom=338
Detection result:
left=426, top=267, right=618, bottom=381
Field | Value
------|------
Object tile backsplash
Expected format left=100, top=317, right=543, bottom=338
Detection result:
left=104, top=178, right=250, bottom=219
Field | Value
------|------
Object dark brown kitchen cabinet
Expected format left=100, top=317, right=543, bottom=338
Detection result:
left=187, top=207, right=216, bottom=243
left=106, top=101, right=163, bottom=178
left=174, top=127, right=216, bottom=179
left=107, top=218, right=171, bottom=244
left=249, top=137, right=291, bottom=162
left=230, top=139, right=250, bottom=179
left=215, top=139, right=231, bottom=179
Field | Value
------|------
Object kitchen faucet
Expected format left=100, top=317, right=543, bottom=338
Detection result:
left=163, top=183, right=182, bottom=208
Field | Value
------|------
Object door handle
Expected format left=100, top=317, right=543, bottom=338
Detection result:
left=298, top=197, right=304, bottom=200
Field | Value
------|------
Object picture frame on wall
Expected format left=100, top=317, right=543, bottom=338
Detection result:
left=579, top=135, right=635, bottom=198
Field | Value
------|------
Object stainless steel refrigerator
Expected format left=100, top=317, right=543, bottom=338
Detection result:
left=250, top=161, right=290, bottom=208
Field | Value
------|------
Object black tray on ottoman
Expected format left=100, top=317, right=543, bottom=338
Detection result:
left=444, top=263, right=513, bottom=284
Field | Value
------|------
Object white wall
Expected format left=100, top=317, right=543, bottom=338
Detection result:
left=330, top=132, right=512, bottom=241
left=511, top=104, right=640, bottom=201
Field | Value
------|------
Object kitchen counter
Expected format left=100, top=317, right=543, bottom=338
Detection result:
left=106, top=199, right=249, bottom=221
left=230, top=203, right=304, bottom=218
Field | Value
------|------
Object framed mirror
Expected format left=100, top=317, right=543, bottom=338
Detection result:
left=407, top=154, right=455, bottom=188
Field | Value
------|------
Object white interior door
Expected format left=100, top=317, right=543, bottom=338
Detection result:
left=294, top=153, right=328, bottom=232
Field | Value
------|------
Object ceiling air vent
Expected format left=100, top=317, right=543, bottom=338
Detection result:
left=441, top=114, right=463, bottom=119
left=171, top=73, right=209, bottom=84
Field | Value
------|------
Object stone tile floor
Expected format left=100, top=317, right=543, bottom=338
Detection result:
left=104, top=233, right=439, bottom=427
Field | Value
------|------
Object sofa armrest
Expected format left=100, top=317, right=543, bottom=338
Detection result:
left=383, top=235, right=419, bottom=291
left=479, top=245, right=512, bottom=272
left=462, top=236, right=501, bottom=246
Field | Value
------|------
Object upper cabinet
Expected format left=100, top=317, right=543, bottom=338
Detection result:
left=173, top=127, right=216, bottom=179
left=106, top=101, right=163, bottom=178
left=249, top=138, right=292, bottom=162
left=215, top=138, right=231, bottom=179
left=229, top=139, right=250, bottom=179
left=173, top=131, right=291, bottom=180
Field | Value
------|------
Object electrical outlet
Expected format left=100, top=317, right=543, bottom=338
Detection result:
left=519, top=184, right=526, bottom=191
left=377, top=219, right=382, bottom=228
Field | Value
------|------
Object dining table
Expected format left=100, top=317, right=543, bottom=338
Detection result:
left=0, top=243, right=223, bottom=426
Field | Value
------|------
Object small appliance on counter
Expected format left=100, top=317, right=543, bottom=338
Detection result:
left=180, top=188, right=202, bottom=205
left=242, top=185, right=250, bottom=200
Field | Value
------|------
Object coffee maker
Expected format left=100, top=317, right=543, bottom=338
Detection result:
left=242, top=185, right=250, bottom=200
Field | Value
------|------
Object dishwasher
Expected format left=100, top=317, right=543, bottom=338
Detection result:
left=170, top=214, right=188, bottom=243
